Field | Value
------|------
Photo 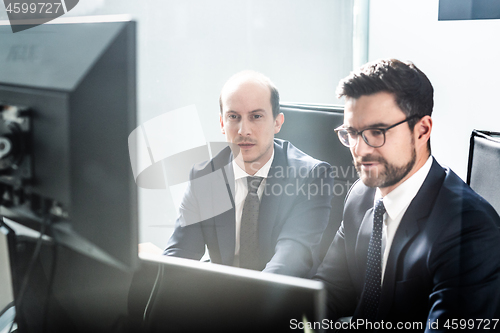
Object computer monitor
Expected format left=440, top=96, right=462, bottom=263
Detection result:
left=0, top=16, right=138, bottom=271
left=0, top=16, right=138, bottom=332
left=0, top=222, right=16, bottom=332
left=130, top=254, right=327, bottom=333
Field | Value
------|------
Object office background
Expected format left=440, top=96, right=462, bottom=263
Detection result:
left=1, top=0, right=498, bottom=248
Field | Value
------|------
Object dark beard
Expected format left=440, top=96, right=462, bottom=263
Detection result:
left=355, top=145, right=417, bottom=189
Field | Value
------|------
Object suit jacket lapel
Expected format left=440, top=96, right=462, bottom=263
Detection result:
left=258, top=142, right=286, bottom=252
left=352, top=190, right=376, bottom=319
left=356, top=208, right=374, bottom=275
left=378, top=160, right=446, bottom=318
left=212, top=148, right=236, bottom=265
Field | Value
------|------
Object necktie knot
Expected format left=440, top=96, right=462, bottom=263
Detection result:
left=374, top=199, right=386, bottom=221
left=247, top=176, right=264, bottom=195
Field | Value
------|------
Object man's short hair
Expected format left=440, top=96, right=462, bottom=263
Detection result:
left=219, top=70, right=280, bottom=118
left=336, top=59, right=434, bottom=130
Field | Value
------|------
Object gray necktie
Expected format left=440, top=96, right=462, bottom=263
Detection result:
left=239, top=176, right=264, bottom=270
left=361, top=198, right=386, bottom=321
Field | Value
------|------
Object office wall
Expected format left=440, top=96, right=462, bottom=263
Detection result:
left=132, top=1, right=353, bottom=246
left=1, top=1, right=355, bottom=246
left=368, top=0, right=500, bottom=179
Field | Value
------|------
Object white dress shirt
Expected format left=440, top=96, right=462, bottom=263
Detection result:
left=375, top=156, right=433, bottom=282
left=232, top=150, right=274, bottom=266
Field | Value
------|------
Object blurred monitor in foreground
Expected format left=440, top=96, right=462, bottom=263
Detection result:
left=0, top=16, right=137, bottom=270
left=0, top=16, right=138, bottom=332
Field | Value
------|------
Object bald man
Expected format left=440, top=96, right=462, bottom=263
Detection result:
left=164, top=71, right=335, bottom=277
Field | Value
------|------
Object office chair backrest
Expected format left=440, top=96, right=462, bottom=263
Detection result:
left=277, top=103, right=358, bottom=267
left=467, top=130, right=500, bottom=216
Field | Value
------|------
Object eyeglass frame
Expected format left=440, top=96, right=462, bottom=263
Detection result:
left=334, top=115, right=420, bottom=148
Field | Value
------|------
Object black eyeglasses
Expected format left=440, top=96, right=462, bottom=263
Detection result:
left=334, top=116, right=419, bottom=148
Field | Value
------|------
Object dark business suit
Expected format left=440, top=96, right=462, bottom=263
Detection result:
left=315, top=159, right=500, bottom=331
left=165, top=139, right=335, bottom=277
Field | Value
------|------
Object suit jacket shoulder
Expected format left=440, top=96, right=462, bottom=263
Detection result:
left=189, top=143, right=232, bottom=179
left=272, top=139, right=332, bottom=176
left=438, top=166, right=500, bottom=223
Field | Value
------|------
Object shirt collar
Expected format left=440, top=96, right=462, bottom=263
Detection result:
left=232, top=149, right=274, bottom=180
left=375, top=156, right=433, bottom=221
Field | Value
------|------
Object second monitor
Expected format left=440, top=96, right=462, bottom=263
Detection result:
left=130, top=253, right=326, bottom=333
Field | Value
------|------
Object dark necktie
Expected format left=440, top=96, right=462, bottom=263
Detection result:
left=239, top=176, right=264, bottom=270
left=361, top=198, right=386, bottom=321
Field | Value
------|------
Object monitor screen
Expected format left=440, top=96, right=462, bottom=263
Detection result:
left=130, top=254, right=327, bottom=333
left=0, top=17, right=138, bottom=270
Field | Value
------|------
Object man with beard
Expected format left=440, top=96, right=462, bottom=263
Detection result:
left=164, top=71, right=334, bottom=277
left=315, top=59, right=500, bottom=331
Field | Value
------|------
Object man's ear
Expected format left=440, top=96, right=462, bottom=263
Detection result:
left=415, top=115, right=432, bottom=147
left=220, top=114, right=225, bottom=134
left=274, top=113, right=285, bottom=134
